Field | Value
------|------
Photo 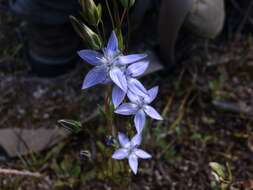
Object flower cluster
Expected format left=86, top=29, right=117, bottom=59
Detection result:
left=78, top=31, right=163, bottom=174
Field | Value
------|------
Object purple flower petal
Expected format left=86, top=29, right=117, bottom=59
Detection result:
left=131, top=134, right=142, bottom=146
left=127, top=90, right=141, bottom=104
left=144, top=86, right=159, bottom=104
left=106, top=31, right=118, bottom=57
left=118, top=132, right=130, bottom=148
left=115, top=103, right=138, bottom=115
left=112, top=85, right=126, bottom=108
left=78, top=50, right=104, bottom=66
left=82, top=66, right=107, bottom=89
left=134, top=110, right=146, bottom=134
left=127, top=78, right=148, bottom=98
left=143, top=105, right=163, bottom=120
left=109, top=67, right=128, bottom=92
left=112, top=148, right=128, bottom=160
left=118, top=54, right=147, bottom=65
left=135, top=149, right=152, bottom=159
left=101, top=77, right=112, bottom=84
left=126, top=61, right=149, bottom=77
left=128, top=154, right=138, bottom=174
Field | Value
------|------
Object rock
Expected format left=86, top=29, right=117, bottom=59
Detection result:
left=0, top=128, right=69, bottom=160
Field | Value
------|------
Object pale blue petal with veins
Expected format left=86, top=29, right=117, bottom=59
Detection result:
left=111, top=61, right=149, bottom=107
left=115, top=86, right=163, bottom=133
left=112, top=133, right=151, bottom=175
left=119, top=54, right=147, bottom=65
left=78, top=31, right=148, bottom=93
left=112, top=85, right=126, bottom=108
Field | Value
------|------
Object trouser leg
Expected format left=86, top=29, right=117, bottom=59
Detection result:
left=10, top=0, right=80, bottom=77
left=10, top=0, right=79, bottom=25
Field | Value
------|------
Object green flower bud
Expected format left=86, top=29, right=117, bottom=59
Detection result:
left=209, top=162, right=226, bottom=181
left=120, top=0, right=135, bottom=8
left=79, top=0, right=102, bottom=26
left=70, top=16, right=102, bottom=50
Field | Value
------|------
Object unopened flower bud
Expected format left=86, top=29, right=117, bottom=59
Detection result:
left=79, top=0, right=102, bottom=26
left=120, top=0, right=135, bottom=8
left=209, top=162, right=226, bottom=181
left=70, top=16, right=102, bottom=50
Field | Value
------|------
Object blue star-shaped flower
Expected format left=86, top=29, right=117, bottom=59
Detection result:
left=78, top=32, right=147, bottom=93
left=115, top=86, right=163, bottom=134
left=111, top=60, right=150, bottom=108
left=112, top=132, right=151, bottom=174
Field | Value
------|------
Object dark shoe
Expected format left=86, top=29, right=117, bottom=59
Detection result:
left=9, top=0, right=80, bottom=77
left=158, top=0, right=225, bottom=65
left=25, top=22, right=80, bottom=77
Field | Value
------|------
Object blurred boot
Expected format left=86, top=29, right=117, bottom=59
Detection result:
left=9, top=0, right=79, bottom=25
left=158, top=0, right=225, bottom=65
left=158, top=0, right=193, bottom=65
left=10, top=0, right=80, bottom=77
left=25, top=23, right=79, bottom=77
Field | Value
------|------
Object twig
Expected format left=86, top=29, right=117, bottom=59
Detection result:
left=0, top=168, right=42, bottom=178
left=157, top=95, right=174, bottom=128
left=212, top=100, right=253, bottom=117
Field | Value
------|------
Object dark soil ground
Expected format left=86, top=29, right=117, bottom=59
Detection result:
left=0, top=1, right=253, bottom=190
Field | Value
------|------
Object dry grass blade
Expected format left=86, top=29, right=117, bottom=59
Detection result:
left=0, top=168, right=42, bottom=178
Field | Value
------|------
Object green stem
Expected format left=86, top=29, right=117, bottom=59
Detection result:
left=105, top=0, right=115, bottom=29
left=100, top=20, right=106, bottom=43
left=128, top=169, right=132, bottom=190
left=125, top=9, right=131, bottom=52
left=120, top=8, right=127, bottom=27
left=111, top=158, right=115, bottom=178
left=112, top=0, right=121, bottom=28
left=95, top=24, right=104, bottom=46
left=105, top=85, right=116, bottom=137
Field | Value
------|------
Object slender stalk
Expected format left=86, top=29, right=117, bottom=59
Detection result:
left=100, top=20, right=106, bottom=42
left=105, top=0, right=115, bottom=29
left=105, top=85, right=116, bottom=137
left=128, top=169, right=132, bottom=190
left=111, top=158, right=115, bottom=178
left=125, top=9, right=131, bottom=51
left=95, top=24, right=104, bottom=46
left=120, top=8, right=127, bottom=27
left=104, top=85, right=117, bottom=180
left=109, top=101, right=116, bottom=138
left=112, top=0, right=121, bottom=28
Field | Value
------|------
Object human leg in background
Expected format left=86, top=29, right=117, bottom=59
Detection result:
left=10, top=0, right=80, bottom=77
